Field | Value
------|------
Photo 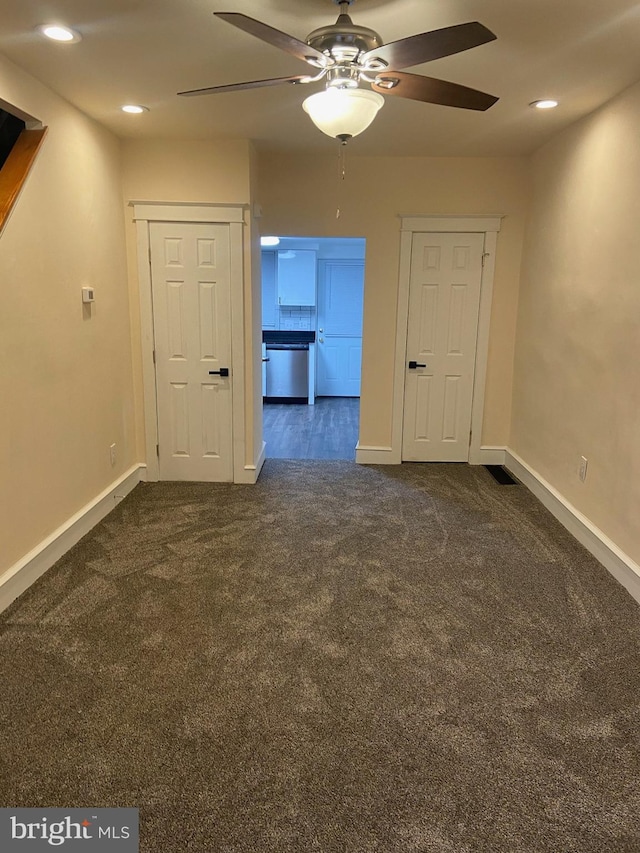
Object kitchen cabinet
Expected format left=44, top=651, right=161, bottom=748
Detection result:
left=277, top=250, right=316, bottom=306
left=261, top=251, right=277, bottom=328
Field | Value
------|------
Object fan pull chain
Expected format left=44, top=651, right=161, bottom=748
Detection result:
left=336, top=139, right=347, bottom=219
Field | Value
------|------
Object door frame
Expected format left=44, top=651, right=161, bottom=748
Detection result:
left=392, top=215, right=503, bottom=465
left=132, top=202, right=248, bottom=482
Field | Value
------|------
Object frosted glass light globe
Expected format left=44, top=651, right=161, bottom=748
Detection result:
left=303, top=88, right=384, bottom=140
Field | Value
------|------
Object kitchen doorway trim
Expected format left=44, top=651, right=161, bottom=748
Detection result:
left=131, top=201, right=253, bottom=482
left=390, top=215, right=504, bottom=466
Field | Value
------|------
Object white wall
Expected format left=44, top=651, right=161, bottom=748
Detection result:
left=0, top=54, right=136, bottom=576
left=511, top=80, right=640, bottom=566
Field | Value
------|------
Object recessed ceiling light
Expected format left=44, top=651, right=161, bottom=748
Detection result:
left=260, top=236, right=280, bottom=247
left=38, top=24, right=81, bottom=43
left=530, top=99, right=559, bottom=110
left=121, top=105, right=150, bottom=114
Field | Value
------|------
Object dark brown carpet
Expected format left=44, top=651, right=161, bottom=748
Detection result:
left=1, top=460, right=639, bottom=852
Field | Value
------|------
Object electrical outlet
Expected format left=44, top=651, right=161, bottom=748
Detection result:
left=579, top=455, right=588, bottom=482
left=110, top=443, right=117, bottom=467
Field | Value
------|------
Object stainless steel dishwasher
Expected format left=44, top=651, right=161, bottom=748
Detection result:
left=264, top=343, right=309, bottom=400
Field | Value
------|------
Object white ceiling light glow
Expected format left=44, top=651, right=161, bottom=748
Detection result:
left=303, top=88, right=384, bottom=141
left=38, top=25, right=81, bottom=43
left=260, top=236, right=280, bottom=247
left=530, top=99, right=558, bottom=110
left=121, top=105, right=150, bottom=114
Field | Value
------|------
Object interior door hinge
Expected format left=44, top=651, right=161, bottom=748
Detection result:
left=156, top=444, right=160, bottom=458
left=152, top=349, right=156, bottom=364
left=148, top=247, right=152, bottom=265
left=482, top=252, right=490, bottom=267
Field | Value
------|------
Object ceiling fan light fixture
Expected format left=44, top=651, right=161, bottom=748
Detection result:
left=303, top=87, right=384, bottom=140
left=327, top=65, right=360, bottom=88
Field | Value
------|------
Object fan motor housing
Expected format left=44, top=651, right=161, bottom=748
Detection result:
left=306, top=21, right=383, bottom=61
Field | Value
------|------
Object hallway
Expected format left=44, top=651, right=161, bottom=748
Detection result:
left=263, top=397, right=359, bottom=460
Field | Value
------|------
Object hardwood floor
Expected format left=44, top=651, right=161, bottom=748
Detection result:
left=263, top=396, right=360, bottom=460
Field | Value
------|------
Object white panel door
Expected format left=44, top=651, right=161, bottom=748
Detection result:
left=150, top=222, right=233, bottom=481
left=316, top=260, right=364, bottom=396
left=402, top=232, right=484, bottom=462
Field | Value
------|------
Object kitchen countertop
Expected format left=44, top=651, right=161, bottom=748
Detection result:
left=263, top=330, right=315, bottom=344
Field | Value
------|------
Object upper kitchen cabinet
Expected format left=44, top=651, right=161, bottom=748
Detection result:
left=277, top=250, right=316, bottom=306
left=261, top=251, right=277, bottom=329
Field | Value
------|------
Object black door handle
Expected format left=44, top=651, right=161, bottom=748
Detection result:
left=209, top=367, right=229, bottom=377
left=408, top=361, right=426, bottom=369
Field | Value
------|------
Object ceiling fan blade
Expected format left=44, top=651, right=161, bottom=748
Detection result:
left=215, top=12, right=327, bottom=67
left=178, top=75, right=310, bottom=97
left=372, top=71, right=498, bottom=111
left=362, top=22, right=496, bottom=70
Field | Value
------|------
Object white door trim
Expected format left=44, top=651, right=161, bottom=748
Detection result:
left=391, top=215, right=503, bottom=465
left=132, top=201, right=249, bottom=483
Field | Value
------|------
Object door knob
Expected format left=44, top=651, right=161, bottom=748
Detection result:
left=408, top=361, right=426, bottom=369
left=209, top=367, right=229, bottom=377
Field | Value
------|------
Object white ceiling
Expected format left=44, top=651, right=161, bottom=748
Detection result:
left=2, top=0, right=640, bottom=157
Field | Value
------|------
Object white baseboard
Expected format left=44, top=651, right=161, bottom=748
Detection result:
left=355, top=444, right=401, bottom=465
left=0, top=464, right=145, bottom=614
left=471, top=446, right=507, bottom=465
left=356, top=444, right=507, bottom=466
left=236, top=441, right=267, bottom=484
left=505, top=449, right=640, bottom=606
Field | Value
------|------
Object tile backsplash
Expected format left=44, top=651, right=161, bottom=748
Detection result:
left=277, top=306, right=316, bottom=331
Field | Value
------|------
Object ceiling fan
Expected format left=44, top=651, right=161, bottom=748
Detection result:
left=178, top=0, right=499, bottom=141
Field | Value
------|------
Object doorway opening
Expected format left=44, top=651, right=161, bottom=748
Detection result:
left=261, top=235, right=365, bottom=460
